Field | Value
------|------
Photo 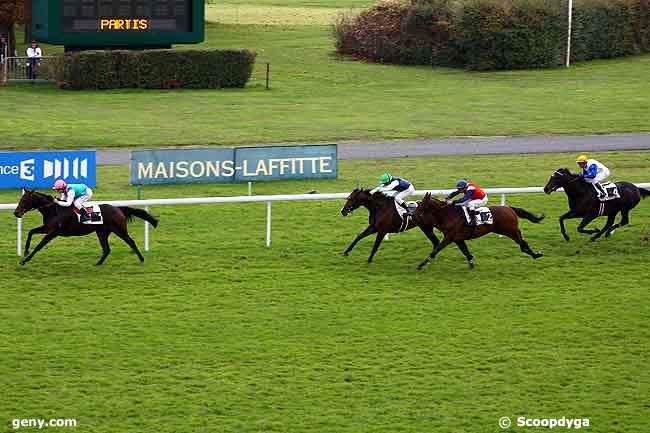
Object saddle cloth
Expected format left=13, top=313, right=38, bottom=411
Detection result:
left=394, top=201, right=418, bottom=218
left=72, top=204, right=103, bottom=225
left=461, top=206, right=493, bottom=226
left=598, top=182, right=620, bottom=202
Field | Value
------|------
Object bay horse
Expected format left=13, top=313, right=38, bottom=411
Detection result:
left=340, top=188, right=439, bottom=263
left=543, top=168, right=650, bottom=241
left=13, top=189, right=159, bottom=265
left=414, top=193, right=544, bottom=270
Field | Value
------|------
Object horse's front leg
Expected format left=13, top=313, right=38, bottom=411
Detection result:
left=24, top=225, right=48, bottom=256
left=343, top=225, right=376, bottom=256
left=416, top=235, right=454, bottom=271
left=418, top=224, right=440, bottom=249
left=590, top=213, right=616, bottom=241
left=20, top=232, right=58, bottom=265
left=576, top=215, right=599, bottom=235
left=559, top=210, right=578, bottom=241
left=367, top=232, right=386, bottom=263
left=455, top=240, right=474, bottom=268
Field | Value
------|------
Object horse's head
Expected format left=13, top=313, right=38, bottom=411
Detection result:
left=14, top=189, right=54, bottom=218
left=544, top=168, right=576, bottom=194
left=414, top=192, right=447, bottom=224
left=341, top=188, right=372, bottom=216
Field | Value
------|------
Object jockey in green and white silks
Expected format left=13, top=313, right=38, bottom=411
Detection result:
left=53, top=179, right=93, bottom=222
left=576, top=154, right=610, bottom=199
left=370, top=172, right=415, bottom=216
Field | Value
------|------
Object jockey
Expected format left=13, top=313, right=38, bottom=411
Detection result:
left=446, top=180, right=488, bottom=225
left=53, top=179, right=93, bottom=222
left=370, top=172, right=415, bottom=216
left=576, top=154, right=610, bottom=199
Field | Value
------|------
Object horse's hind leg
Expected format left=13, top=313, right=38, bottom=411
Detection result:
left=96, top=231, right=111, bottom=265
left=367, top=232, right=385, bottom=263
left=506, top=229, right=543, bottom=259
left=606, top=209, right=631, bottom=238
left=455, top=240, right=475, bottom=268
left=114, top=230, right=145, bottom=263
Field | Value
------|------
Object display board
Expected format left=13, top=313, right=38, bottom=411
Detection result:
left=32, top=0, right=204, bottom=48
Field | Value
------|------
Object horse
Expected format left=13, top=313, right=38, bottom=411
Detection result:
left=340, top=188, right=439, bottom=263
left=414, top=193, right=544, bottom=270
left=13, top=189, right=159, bottom=265
left=543, top=168, right=650, bottom=241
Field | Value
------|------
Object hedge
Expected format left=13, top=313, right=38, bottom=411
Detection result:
left=334, top=0, right=650, bottom=70
left=60, top=49, right=256, bottom=90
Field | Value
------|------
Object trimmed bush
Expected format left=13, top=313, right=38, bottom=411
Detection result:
left=334, top=0, right=650, bottom=70
left=61, top=49, right=256, bottom=90
left=458, top=0, right=565, bottom=70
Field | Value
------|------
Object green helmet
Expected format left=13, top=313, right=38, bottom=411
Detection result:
left=380, top=172, right=392, bottom=183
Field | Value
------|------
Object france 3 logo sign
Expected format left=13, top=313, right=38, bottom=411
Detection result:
left=0, top=151, right=96, bottom=189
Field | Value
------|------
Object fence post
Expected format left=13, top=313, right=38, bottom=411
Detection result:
left=266, top=201, right=272, bottom=247
left=17, top=216, right=22, bottom=256
left=144, top=205, right=150, bottom=252
left=501, top=193, right=506, bottom=206
left=248, top=182, right=252, bottom=196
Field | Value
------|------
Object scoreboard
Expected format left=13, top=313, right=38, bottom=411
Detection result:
left=33, top=0, right=204, bottom=49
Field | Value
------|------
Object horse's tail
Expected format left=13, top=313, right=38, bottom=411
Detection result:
left=511, top=207, right=545, bottom=224
left=119, top=206, right=159, bottom=228
left=640, top=188, right=650, bottom=199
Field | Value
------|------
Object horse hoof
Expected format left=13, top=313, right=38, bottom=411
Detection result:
left=19, top=260, right=26, bottom=266
left=589, top=236, right=598, bottom=242
left=468, top=260, right=475, bottom=269
left=562, top=235, right=570, bottom=242
left=342, top=251, right=349, bottom=257
left=533, top=253, right=543, bottom=259
left=605, top=230, right=616, bottom=238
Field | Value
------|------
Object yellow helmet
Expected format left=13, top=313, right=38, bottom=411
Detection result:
left=576, top=154, right=588, bottom=163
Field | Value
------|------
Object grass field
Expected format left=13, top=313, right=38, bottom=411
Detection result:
left=1, top=151, right=649, bottom=433
left=2, top=5, right=650, bottom=149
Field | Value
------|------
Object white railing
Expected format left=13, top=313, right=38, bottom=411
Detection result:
left=2, top=184, right=649, bottom=256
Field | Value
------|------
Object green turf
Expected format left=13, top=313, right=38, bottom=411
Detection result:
left=1, top=151, right=649, bottom=433
left=2, top=18, right=650, bottom=149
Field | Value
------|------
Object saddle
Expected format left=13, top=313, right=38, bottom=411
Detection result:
left=459, top=206, right=493, bottom=226
left=394, top=201, right=417, bottom=232
left=72, top=205, right=103, bottom=224
left=595, top=182, right=620, bottom=202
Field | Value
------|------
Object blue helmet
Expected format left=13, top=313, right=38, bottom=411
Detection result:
left=456, top=180, right=468, bottom=189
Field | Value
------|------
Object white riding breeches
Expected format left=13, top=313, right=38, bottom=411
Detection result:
left=459, top=196, right=488, bottom=210
left=383, top=185, right=415, bottom=205
left=73, top=188, right=92, bottom=209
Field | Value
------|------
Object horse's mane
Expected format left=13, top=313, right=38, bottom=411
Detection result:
left=27, top=190, right=55, bottom=201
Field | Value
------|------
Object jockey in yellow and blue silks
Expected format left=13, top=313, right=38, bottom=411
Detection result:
left=576, top=154, right=610, bottom=199
left=53, top=179, right=93, bottom=222
left=370, top=172, right=415, bottom=216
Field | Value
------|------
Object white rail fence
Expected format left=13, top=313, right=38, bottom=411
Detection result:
left=2, top=184, right=649, bottom=256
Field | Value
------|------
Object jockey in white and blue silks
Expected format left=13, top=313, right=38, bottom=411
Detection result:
left=576, top=154, right=610, bottom=199
left=370, top=172, right=415, bottom=216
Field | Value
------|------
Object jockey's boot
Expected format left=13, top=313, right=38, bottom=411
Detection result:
left=468, top=209, right=478, bottom=226
left=78, top=207, right=90, bottom=222
left=399, top=201, right=412, bottom=216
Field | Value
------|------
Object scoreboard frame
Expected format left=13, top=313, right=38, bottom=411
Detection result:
left=32, top=0, right=204, bottom=48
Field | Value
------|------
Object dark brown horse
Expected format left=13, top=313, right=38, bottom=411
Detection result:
left=544, top=168, right=650, bottom=241
left=414, top=193, right=544, bottom=270
left=340, top=188, right=439, bottom=262
left=14, top=189, right=158, bottom=265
